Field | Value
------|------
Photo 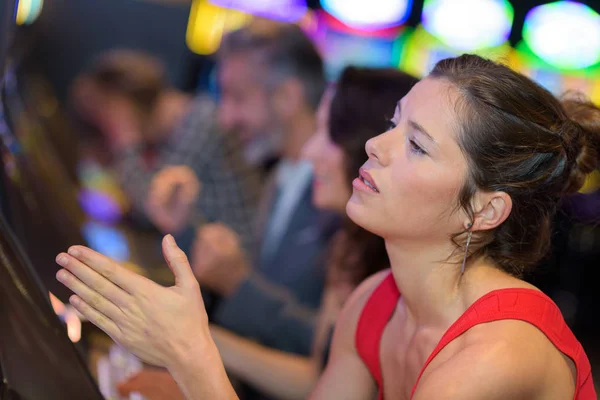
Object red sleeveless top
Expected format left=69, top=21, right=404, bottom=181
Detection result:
left=356, top=272, right=596, bottom=400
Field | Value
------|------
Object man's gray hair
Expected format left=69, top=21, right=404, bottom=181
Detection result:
left=219, top=20, right=326, bottom=110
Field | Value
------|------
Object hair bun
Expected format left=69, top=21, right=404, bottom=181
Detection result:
left=560, top=92, right=600, bottom=194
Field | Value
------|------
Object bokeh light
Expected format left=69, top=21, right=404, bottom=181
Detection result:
left=209, top=0, right=308, bottom=22
left=81, top=221, right=130, bottom=263
left=523, top=1, right=600, bottom=70
left=397, top=26, right=512, bottom=78
left=422, top=0, right=513, bottom=51
left=15, top=0, right=44, bottom=25
left=320, top=0, right=412, bottom=31
left=186, top=0, right=251, bottom=55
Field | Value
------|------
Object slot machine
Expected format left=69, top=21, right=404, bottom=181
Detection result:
left=0, top=0, right=112, bottom=303
left=0, top=212, right=104, bottom=400
left=0, top=61, right=86, bottom=303
left=0, top=0, right=85, bottom=310
left=0, top=2, right=104, bottom=398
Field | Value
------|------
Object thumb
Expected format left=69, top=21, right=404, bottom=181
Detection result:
left=162, top=235, right=197, bottom=289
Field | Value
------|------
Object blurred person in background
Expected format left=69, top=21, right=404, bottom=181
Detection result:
left=118, top=66, right=418, bottom=400
left=71, top=50, right=190, bottom=168
left=145, top=18, right=329, bottom=251
left=184, top=21, right=333, bottom=357
left=214, top=18, right=325, bottom=171
left=70, top=48, right=261, bottom=252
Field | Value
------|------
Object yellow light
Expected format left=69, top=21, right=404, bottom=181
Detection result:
left=16, top=0, right=44, bottom=25
left=398, top=26, right=511, bottom=78
left=16, top=0, right=31, bottom=25
left=579, top=170, right=600, bottom=194
left=591, top=80, right=600, bottom=107
left=186, top=0, right=252, bottom=55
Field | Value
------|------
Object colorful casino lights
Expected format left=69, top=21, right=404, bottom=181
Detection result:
left=523, top=1, right=600, bottom=70
left=398, top=26, right=512, bottom=78
left=186, top=0, right=251, bottom=55
left=320, top=0, right=412, bottom=31
left=209, top=0, right=308, bottom=23
left=422, top=0, right=513, bottom=51
left=15, top=0, right=44, bottom=25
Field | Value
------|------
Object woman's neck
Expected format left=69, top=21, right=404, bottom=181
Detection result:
left=384, top=239, right=509, bottom=328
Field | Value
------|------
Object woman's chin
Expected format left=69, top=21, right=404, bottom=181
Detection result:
left=346, top=196, right=377, bottom=232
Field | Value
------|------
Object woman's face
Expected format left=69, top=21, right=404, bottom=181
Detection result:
left=73, top=79, right=140, bottom=131
left=346, top=78, right=469, bottom=244
left=72, top=78, right=107, bottom=124
left=302, top=89, right=351, bottom=213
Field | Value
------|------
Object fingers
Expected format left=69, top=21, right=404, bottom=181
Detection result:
left=63, top=246, right=146, bottom=294
left=149, top=171, right=174, bottom=205
left=162, top=235, right=198, bottom=289
left=174, top=166, right=200, bottom=203
left=146, top=167, right=199, bottom=234
left=150, top=166, right=200, bottom=206
left=190, top=234, right=214, bottom=276
left=64, top=309, right=83, bottom=343
left=197, top=223, right=235, bottom=246
left=68, top=294, right=121, bottom=340
left=56, top=268, right=124, bottom=323
left=192, top=224, right=239, bottom=274
left=49, top=292, right=65, bottom=315
left=145, top=199, right=179, bottom=233
left=56, top=252, right=130, bottom=308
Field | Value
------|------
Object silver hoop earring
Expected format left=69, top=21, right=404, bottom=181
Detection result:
left=461, top=227, right=473, bottom=275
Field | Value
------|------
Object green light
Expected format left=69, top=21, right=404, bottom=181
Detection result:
left=523, top=1, right=600, bottom=70
left=422, top=0, right=514, bottom=51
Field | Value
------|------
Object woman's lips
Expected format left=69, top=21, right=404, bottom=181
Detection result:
left=356, top=168, right=379, bottom=193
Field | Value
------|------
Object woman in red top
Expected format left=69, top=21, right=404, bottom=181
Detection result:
left=56, top=54, right=597, bottom=399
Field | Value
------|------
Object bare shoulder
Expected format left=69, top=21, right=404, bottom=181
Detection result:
left=414, top=320, right=577, bottom=400
left=346, top=268, right=392, bottom=310
left=309, top=270, right=391, bottom=399
left=333, top=269, right=392, bottom=346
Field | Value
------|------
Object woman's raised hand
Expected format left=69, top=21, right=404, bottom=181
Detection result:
left=55, top=235, right=209, bottom=369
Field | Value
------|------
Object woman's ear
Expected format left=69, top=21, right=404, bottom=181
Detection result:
left=467, top=192, right=512, bottom=232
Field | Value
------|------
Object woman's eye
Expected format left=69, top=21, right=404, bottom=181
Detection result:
left=409, top=138, right=427, bottom=156
left=387, top=119, right=397, bottom=130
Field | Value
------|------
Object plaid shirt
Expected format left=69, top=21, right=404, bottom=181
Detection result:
left=115, top=95, right=262, bottom=251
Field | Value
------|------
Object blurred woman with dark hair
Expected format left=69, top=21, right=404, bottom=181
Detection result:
left=71, top=49, right=191, bottom=165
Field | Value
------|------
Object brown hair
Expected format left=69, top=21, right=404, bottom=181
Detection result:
left=328, top=67, right=419, bottom=285
left=430, top=54, right=600, bottom=276
left=79, top=49, right=167, bottom=115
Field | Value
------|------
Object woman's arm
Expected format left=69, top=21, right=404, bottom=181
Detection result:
left=168, top=337, right=238, bottom=400
left=211, top=325, right=320, bottom=400
left=208, top=272, right=359, bottom=400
